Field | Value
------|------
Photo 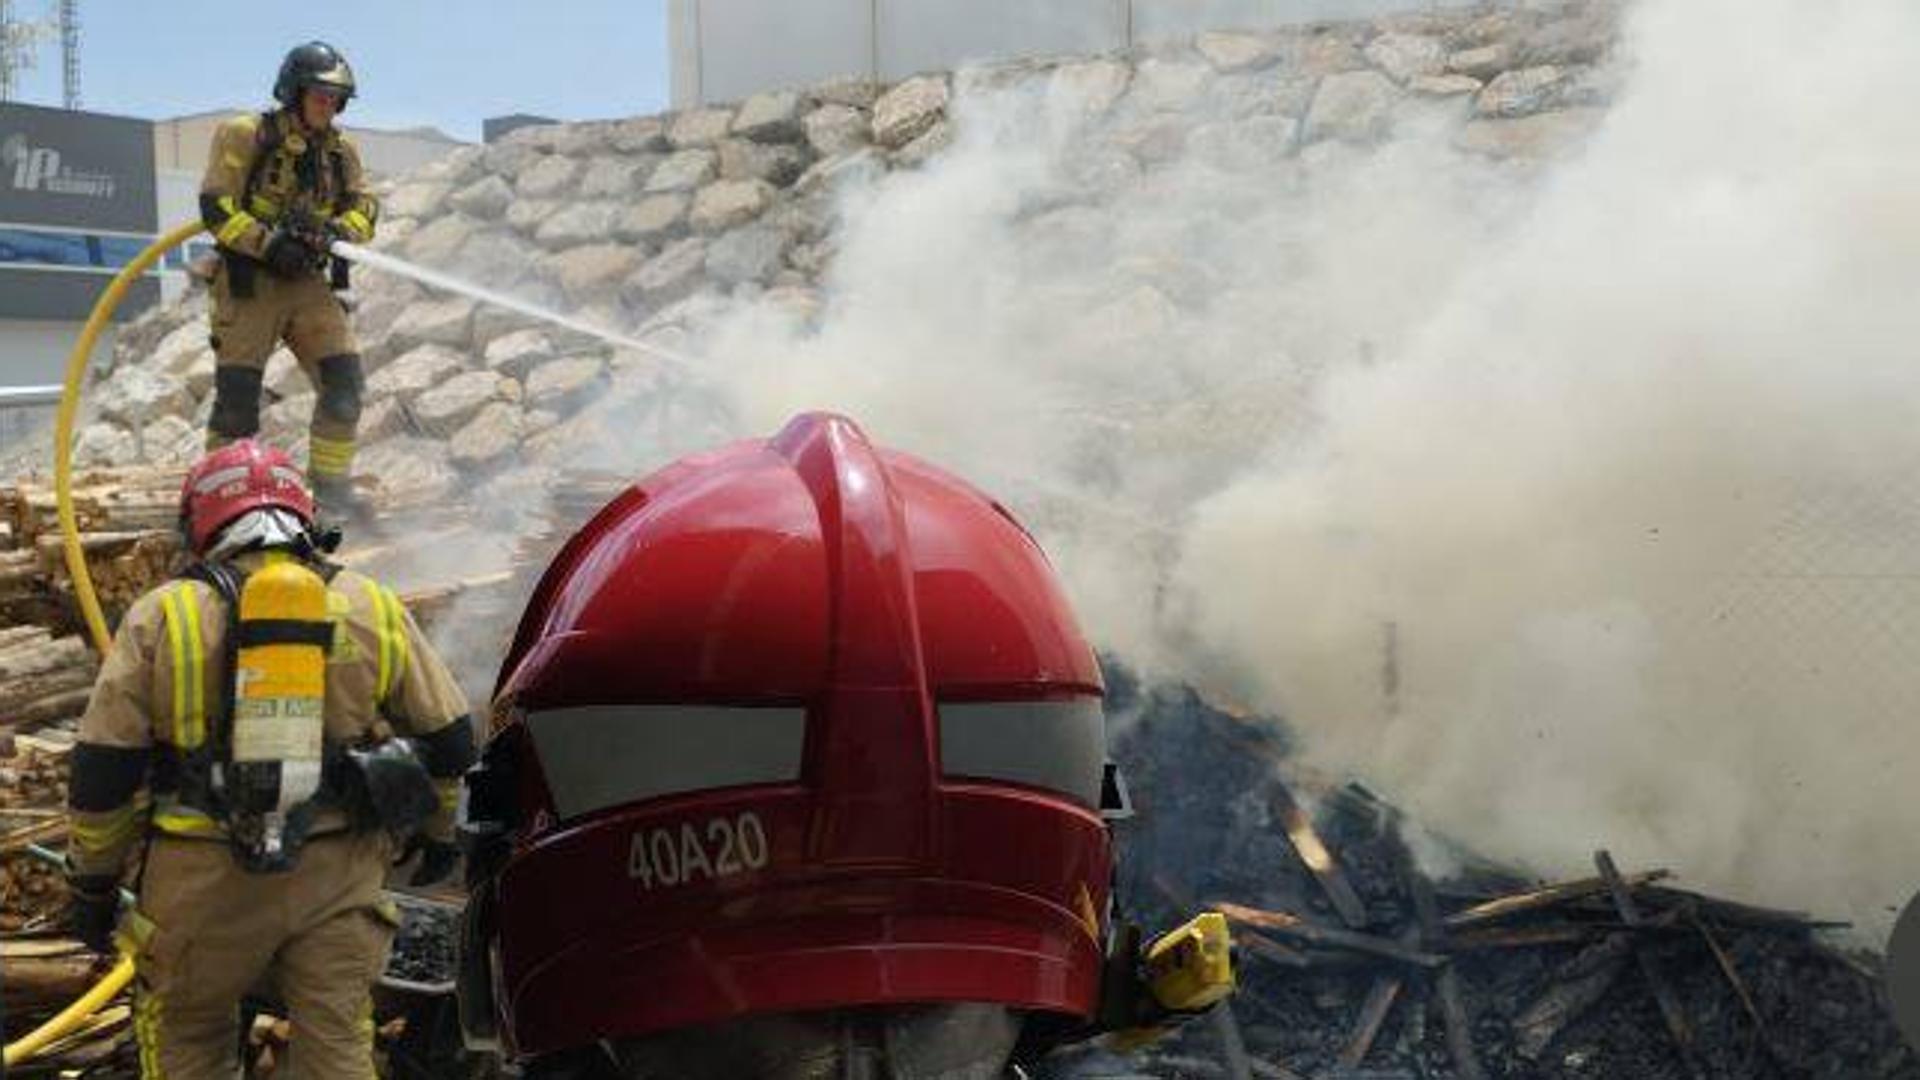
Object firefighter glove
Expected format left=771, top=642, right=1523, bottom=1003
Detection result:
left=263, top=226, right=322, bottom=277
left=67, top=875, right=122, bottom=955
left=399, top=837, right=461, bottom=887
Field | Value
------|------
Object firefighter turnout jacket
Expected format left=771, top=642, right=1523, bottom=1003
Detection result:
left=66, top=553, right=471, bottom=881
left=198, top=108, right=378, bottom=264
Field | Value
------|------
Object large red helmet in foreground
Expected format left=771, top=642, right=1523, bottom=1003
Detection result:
left=463, top=413, right=1114, bottom=1069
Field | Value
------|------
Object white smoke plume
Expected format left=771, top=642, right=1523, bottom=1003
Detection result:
left=473, top=0, right=1920, bottom=941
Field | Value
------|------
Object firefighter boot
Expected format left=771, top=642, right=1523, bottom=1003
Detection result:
left=310, top=472, right=381, bottom=538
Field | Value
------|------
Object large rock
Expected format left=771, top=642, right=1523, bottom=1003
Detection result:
left=548, top=243, right=644, bottom=302
left=534, top=202, right=621, bottom=250
left=387, top=296, right=476, bottom=351
left=384, top=180, right=454, bottom=221
left=352, top=276, right=424, bottom=357
left=871, top=76, right=948, bottom=149
left=524, top=355, right=607, bottom=412
left=448, top=175, right=514, bottom=219
left=357, top=437, right=459, bottom=503
left=1048, top=59, right=1132, bottom=116
left=483, top=329, right=554, bottom=380
left=1410, top=73, right=1484, bottom=97
left=96, top=366, right=191, bottom=427
left=403, top=214, right=478, bottom=266
left=1454, top=107, right=1605, bottom=160
left=263, top=349, right=307, bottom=398
left=372, top=218, right=418, bottom=251
left=505, top=199, right=563, bottom=235
left=732, top=90, right=804, bottom=143
left=1476, top=65, right=1569, bottom=118
left=410, top=369, right=509, bottom=438
left=356, top=394, right=407, bottom=443
left=811, top=75, right=880, bottom=108
left=717, top=140, right=809, bottom=187
left=516, top=154, right=583, bottom=199
left=892, top=120, right=953, bottom=168
left=1129, top=59, right=1210, bottom=112
left=794, top=148, right=883, bottom=196
left=1195, top=31, right=1284, bottom=73
left=803, top=105, right=868, bottom=157
left=366, top=344, right=467, bottom=402
left=1207, top=72, right=1319, bottom=120
left=1304, top=70, right=1400, bottom=144
left=689, top=180, right=774, bottom=233
left=646, top=149, right=717, bottom=193
left=669, top=107, right=735, bottom=149
left=454, top=228, right=543, bottom=291
left=74, top=422, right=137, bottom=467
left=449, top=401, right=524, bottom=469
left=421, top=145, right=482, bottom=188
left=577, top=157, right=653, bottom=199
left=610, top=116, right=670, bottom=154
left=262, top=391, right=315, bottom=440
left=1365, top=33, right=1446, bottom=83
left=705, top=223, right=791, bottom=285
left=623, top=238, right=708, bottom=309
left=1447, top=42, right=1515, bottom=80
left=503, top=124, right=564, bottom=153
left=152, top=322, right=215, bottom=398
left=552, top=121, right=616, bottom=158
left=480, top=140, right=541, bottom=183
left=140, top=414, right=202, bottom=465
left=1112, top=119, right=1189, bottom=166
left=1188, top=116, right=1299, bottom=171
left=614, top=194, right=690, bottom=244
left=1298, top=32, right=1369, bottom=76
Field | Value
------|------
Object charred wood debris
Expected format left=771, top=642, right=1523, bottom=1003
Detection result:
left=1042, top=675, right=1918, bottom=1080
left=0, top=468, right=1913, bottom=1077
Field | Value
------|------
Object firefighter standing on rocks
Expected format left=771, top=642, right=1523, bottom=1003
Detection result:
left=63, top=440, right=475, bottom=1077
left=198, top=42, right=380, bottom=524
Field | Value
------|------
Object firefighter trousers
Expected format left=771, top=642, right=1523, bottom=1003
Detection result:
left=129, top=830, right=399, bottom=1079
left=206, top=261, right=364, bottom=482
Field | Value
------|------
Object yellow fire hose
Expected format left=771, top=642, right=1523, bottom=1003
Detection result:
left=56, top=219, right=205, bottom=655
left=1, top=955, right=136, bottom=1068
left=4, top=221, right=204, bottom=1067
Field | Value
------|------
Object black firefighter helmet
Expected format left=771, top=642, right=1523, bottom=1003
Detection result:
left=273, top=41, right=357, bottom=109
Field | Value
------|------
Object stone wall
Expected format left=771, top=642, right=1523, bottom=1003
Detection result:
left=74, top=0, right=1620, bottom=500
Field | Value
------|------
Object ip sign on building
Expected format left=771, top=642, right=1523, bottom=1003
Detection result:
left=0, top=101, right=160, bottom=324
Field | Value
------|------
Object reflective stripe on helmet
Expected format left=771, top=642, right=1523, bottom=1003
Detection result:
left=159, top=584, right=207, bottom=751
left=523, top=705, right=808, bottom=821
left=939, top=699, right=1106, bottom=809
left=191, top=464, right=251, bottom=496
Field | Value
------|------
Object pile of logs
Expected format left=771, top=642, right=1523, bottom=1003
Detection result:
left=0, top=465, right=187, bottom=636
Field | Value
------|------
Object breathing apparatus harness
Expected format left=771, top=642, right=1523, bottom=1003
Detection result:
left=161, top=531, right=436, bottom=873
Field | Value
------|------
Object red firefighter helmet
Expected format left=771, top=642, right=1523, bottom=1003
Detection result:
left=178, top=439, right=314, bottom=552
left=463, top=413, right=1115, bottom=1071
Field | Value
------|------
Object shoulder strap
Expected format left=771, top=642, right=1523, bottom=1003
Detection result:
left=175, top=561, right=245, bottom=762
left=241, top=110, right=286, bottom=206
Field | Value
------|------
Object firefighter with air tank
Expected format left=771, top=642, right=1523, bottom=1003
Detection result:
left=198, top=42, right=380, bottom=525
left=63, top=439, right=475, bottom=1077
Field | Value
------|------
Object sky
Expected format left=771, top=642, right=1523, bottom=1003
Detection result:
left=6, top=1, right=671, bottom=142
